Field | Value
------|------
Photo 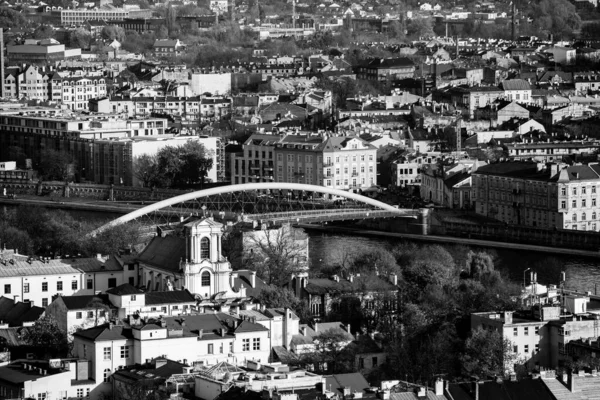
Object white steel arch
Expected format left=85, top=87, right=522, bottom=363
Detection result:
left=92, top=182, right=404, bottom=235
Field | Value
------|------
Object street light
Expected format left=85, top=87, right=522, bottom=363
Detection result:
left=523, top=267, right=531, bottom=290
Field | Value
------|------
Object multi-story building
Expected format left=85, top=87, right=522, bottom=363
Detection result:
left=506, top=140, right=600, bottom=162
left=501, top=79, right=532, bottom=104
left=391, top=151, right=443, bottom=189
left=0, top=253, right=138, bottom=309
left=448, top=86, right=504, bottom=117
left=152, top=39, right=186, bottom=57
left=472, top=162, right=600, bottom=231
left=91, top=96, right=231, bottom=122
left=230, top=134, right=378, bottom=191
left=60, top=8, right=129, bottom=24
left=420, top=160, right=481, bottom=209
left=357, top=57, right=415, bottom=81
left=3, top=65, right=108, bottom=110
left=6, top=40, right=82, bottom=64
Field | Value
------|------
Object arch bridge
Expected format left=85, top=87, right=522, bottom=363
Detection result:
left=92, top=183, right=424, bottom=236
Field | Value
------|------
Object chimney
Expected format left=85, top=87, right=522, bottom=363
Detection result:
left=346, top=324, right=351, bottom=334
left=220, top=328, right=226, bottom=337
left=504, top=311, right=513, bottom=325
left=250, top=271, right=256, bottom=288
left=198, top=329, right=203, bottom=338
left=568, top=369, right=578, bottom=392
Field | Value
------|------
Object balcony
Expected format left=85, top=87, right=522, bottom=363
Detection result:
left=352, top=172, right=359, bottom=177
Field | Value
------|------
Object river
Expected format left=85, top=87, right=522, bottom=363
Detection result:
left=5, top=205, right=600, bottom=294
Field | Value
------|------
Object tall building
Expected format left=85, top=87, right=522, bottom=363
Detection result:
left=472, top=162, right=600, bottom=230
left=230, top=134, right=378, bottom=191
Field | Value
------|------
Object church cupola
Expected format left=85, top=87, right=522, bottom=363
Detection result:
left=184, top=218, right=223, bottom=263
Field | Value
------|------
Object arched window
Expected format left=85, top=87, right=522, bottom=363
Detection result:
left=201, top=271, right=210, bottom=287
left=582, top=213, right=587, bottom=221
left=200, top=237, right=210, bottom=259
left=572, top=214, right=577, bottom=222
left=104, top=368, right=111, bottom=383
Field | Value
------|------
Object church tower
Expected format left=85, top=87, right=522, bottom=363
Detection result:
left=182, top=218, right=236, bottom=299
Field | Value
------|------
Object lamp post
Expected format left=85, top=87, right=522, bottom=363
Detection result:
left=523, top=268, right=531, bottom=290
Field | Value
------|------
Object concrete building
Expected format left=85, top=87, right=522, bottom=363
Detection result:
left=472, top=162, right=600, bottom=230
left=420, top=160, right=482, bottom=209
left=506, top=140, right=600, bottom=162
left=60, top=8, right=129, bottom=24
left=6, top=40, right=82, bottom=64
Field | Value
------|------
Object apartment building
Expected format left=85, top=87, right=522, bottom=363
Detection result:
left=472, top=162, right=600, bottom=230
left=391, top=151, right=443, bottom=189
left=507, top=140, right=600, bottom=162
left=230, top=134, right=377, bottom=191
left=0, top=253, right=138, bottom=308
left=0, top=108, right=228, bottom=185
left=3, top=65, right=108, bottom=110
left=90, top=96, right=231, bottom=122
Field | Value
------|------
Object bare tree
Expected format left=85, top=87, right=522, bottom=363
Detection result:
left=243, top=224, right=308, bottom=286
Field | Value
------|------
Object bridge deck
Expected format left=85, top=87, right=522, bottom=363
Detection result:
left=244, top=208, right=419, bottom=224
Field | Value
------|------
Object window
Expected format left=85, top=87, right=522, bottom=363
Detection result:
left=253, top=338, right=260, bottom=351
left=220, top=343, right=224, bottom=353
left=208, top=344, right=214, bottom=354
left=201, top=271, right=211, bottom=286
left=104, top=347, right=111, bottom=360
left=103, top=368, right=111, bottom=383
left=359, top=357, right=364, bottom=368
left=108, top=278, right=116, bottom=288
left=594, top=199, right=597, bottom=207
left=513, top=327, right=518, bottom=336
left=535, top=344, right=539, bottom=353
left=372, top=356, right=378, bottom=367
left=583, top=213, right=587, bottom=221
left=57, top=281, right=63, bottom=291
left=131, top=295, right=136, bottom=301
left=72, top=280, right=78, bottom=290
left=524, top=345, right=529, bottom=353
left=559, top=328, right=571, bottom=336
left=573, top=187, right=577, bottom=195
left=87, top=311, right=94, bottom=318
left=242, top=338, right=250, bottom=351
left=561, top=200, right=566, bottom=209
left=594, top=186, right=597, bottom=194
left=561, top=187, right=566, bottom=196
left=200, top=237, right=210, bottom=259
left=572, top=214, right=577, bottom=222
left=583, top=187, right=587, bottom=195
left=3, top=284, right=10, bottom=294
left=583, top=199, right=587, bottom=208
left=535, top=326, right=539, bottom=335
left=37, top=394, right=46, bottom=400
left=230, top=342, right=234, bottom=353
left=76, top=312, right=82, bottom=319
left=86, top=279, right=93, bottom=289
left=83, top=345, right=87, bottom=358
left=524, top=327, right=529, bottom=336
left=42, top=282, right=48, bottom=292
left=24, top=283, right=29, bottom=293
left=513, top=345, right=518, bottom=353
left=572, top=200, right=577, bottom=208
left=120, top=345, right=129, bottom=359
left=42, top=298, right=48, bottom=307
left=77, top=389, right=84, bottom=398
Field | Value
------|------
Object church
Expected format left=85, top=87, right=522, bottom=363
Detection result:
left=136, top=217, right=266, bottom=307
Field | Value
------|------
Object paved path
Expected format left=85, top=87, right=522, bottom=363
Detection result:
left=298, top=224, right=600, bottom=259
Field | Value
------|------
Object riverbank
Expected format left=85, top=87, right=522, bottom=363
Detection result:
left=298, top=224, right=600, bottom=259
left=0, top=196, right=140, bottom=214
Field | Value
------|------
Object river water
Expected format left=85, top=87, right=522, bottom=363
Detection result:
left=5, top=205, right=600, bottom=293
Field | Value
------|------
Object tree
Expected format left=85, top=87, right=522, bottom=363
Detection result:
left=310, top=328, right=355, bottom=373
left=154, top=140, right=214, bottom=188
left=133, top=154, right=161, bottom=187
left=7, top=146, right=28, bottom=169
left=33, top=25, right=54, bottom=40
left=101, top=25, right=126, bottom=42
left=69, top=27, right=92, bottom=49
left=407, top=18, right=434, bottom=39
left=165, top=6, right=177, bottom=33
left=465, top=251, right=495, bottom=279
left=21, top=316, right=69, bottom=357
left=0, top=7, right=29, bottom=28
left=460, top=326, right=523, bottom=378
left=243, top=225, right=308, bottom=286
left=37, top=149, right=76, bottom=182
left=349, top=247, right=400, bottom=276
left=254, top=285, right=311, bottom=323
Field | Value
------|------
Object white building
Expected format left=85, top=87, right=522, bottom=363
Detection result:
left=501, top=79, right=532, bottom=104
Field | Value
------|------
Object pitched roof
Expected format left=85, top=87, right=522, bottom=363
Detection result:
left=325, top=373, right=370, bottom=395
left=73, top=323, right=133, bottom=342
left=502, top=79, right=531, bottom=91
left=137, top=235, right=186, bottom=273
left=231, top=274, right=268, bottom=298
left=144, top=290, right=195, bottom=305
left=59, top=294, right=112, bottom=311
left=0, top=297, right=44, bottom=327
left=106, top=283, right=143, bottom=296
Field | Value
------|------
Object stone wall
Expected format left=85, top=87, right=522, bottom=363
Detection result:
left=1, top=180, right=189, bottom=201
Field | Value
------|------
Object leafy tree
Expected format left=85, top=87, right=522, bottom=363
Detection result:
left=460, top=326, right=523, bottom=378
left=156, top=25, right=169, bottom=39
left=407, top=18, right=434, bottom=39
left=86, top=298, right=112, bottom=326
left=154, top=140, right=213, bottom=188
left=33, top=25, right=54, bottom=40
left=0, top=224, right=33, bottom=254
left=0, top=7, right=29, bottom=28
left=132, top=154, right=161, bottom=187
left=37, top=149, right=76, bottom=182
left=7, top=146, right=28, bottom=169
left=68, top=28, right=92, bottom=49
left=101, top=25, right=126, bottom=42
left=349, top=247, right=400, bottom=276
left=465, top=251, right=495, bottom=279
left=21, top=316, right=68, bottom=357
